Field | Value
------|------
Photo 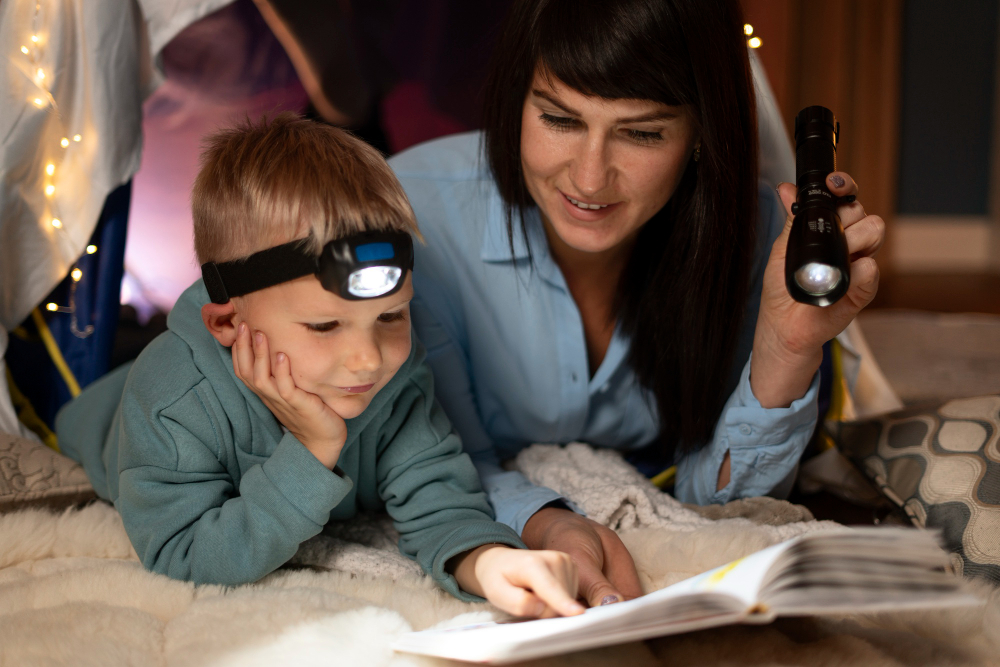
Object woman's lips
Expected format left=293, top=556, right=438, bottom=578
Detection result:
left=338, top=383, right=375, bottom=394
left=559, top=191, right=620, bottom=221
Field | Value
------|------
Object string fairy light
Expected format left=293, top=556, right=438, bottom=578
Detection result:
left=20, top=0, right=95, bottom=338
left=744, top=23, right=762, bottom=49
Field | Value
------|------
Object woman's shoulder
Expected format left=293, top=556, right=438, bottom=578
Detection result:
left=389, top=130, right=488, bottom=182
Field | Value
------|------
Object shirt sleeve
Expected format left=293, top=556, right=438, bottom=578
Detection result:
left=673, top=354, right=820, bottom=505
left=673, top=183, right=819, bottom=505
left=411, top=288, right=582, bottom=536
left=374, top=359, right=525, bottom=602
left=115, top=389, right=353, bottom=585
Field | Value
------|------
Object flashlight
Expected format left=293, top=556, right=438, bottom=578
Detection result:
left=784, top=106, right=850, bottom=307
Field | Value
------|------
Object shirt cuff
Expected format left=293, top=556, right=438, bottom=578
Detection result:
left=259, top=432, right=354, bottom=525
left=481, top=469, right=584, bottom=537
left=674, top=354, right=820, bottom=505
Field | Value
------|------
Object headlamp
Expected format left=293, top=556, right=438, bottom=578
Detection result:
left=201, top=230, right=414, bottom=304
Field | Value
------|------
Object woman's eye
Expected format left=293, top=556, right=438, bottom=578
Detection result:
left=624, top=128, right=663, bottom=145
left=539, top=112, right=579, bottom=131
left=378, top=311, right=406, bottom=324
left=307, top=321, right=339, bottom=333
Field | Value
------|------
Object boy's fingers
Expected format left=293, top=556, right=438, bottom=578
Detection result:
left=509, top=562, right=583, bottom=617
left=489, top=583, right=546, bottom=618
left=233, top=323, right=254, bottom=383
left=273, top=352, right=296, bottom=400
left=251, top=331, right=275, bottom=392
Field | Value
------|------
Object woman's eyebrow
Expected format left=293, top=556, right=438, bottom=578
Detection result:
left=531, top=89, right=677, bottom=123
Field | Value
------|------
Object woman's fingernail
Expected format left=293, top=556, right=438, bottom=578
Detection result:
left=775, top=182, right=785, bottom=195
left=276, top=352, right=285, bottom=363
left=238, top=322, right=246, bottom=335
left=569, top=601, right=585, bottom=613
left=600, top=595, right=619, bottom=606
left=254, top=332, right=262, bottom=346
left=830, top=174, right=846, bottom=188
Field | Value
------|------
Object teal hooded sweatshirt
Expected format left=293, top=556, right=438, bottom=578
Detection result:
left=56, top=280, right=523, bottom=599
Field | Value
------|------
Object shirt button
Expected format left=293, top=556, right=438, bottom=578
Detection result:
left=739, top=424, right=752, bottom=436
left=571, top=373, right=579, bottom=383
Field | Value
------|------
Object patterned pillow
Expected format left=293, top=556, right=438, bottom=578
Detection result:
left=0, top=432, right=96, bottom=512
left=837, top=394, right=1000, bottom=584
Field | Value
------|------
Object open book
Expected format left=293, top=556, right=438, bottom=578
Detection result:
left=393, top=527, right=978, bottom=664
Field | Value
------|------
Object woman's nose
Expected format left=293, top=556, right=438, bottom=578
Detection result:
left=570, top=134, right=610, bottom=196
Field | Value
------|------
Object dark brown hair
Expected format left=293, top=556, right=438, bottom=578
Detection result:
left=482, top=0, right=759, bottom=458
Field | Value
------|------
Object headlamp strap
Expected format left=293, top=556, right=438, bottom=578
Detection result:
left=201, top=241, right=317, bottom=304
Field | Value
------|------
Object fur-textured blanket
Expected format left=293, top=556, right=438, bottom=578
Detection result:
left=2, top=443, right=998, bottom=666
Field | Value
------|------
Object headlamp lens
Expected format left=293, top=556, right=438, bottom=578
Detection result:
left=348, top=266, right=403, bottom=298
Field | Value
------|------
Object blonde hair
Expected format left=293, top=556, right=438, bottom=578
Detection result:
left=193, top=113, right=419, bottom=263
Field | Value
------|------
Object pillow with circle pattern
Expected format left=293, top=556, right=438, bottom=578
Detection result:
left=836, top=394, right=1000, bottom=584
left=0, top=432, right=95, bottom=512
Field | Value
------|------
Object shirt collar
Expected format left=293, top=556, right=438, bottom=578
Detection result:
left=480, top=203, right=541, bottom=262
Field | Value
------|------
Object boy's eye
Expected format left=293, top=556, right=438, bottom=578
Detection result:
left=307, top=321, right=339, bottom=333
left=378, top=311, right=406, bottom=324
left=539, top=112, right=579, bottom=131
left=624, top=128, right=664, bottom=145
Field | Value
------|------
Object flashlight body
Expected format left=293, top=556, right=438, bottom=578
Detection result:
left=784, top=106, right=851, bottom=307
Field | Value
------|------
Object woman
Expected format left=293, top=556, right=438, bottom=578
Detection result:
left=390, top=0, right=883, bottom=609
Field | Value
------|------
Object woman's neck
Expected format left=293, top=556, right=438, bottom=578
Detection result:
left=541, top=214, right=637, bottom=375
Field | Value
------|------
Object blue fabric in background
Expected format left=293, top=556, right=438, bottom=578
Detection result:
left=6, top=182, right=131, bottom=429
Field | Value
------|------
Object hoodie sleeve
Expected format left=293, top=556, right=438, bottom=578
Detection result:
left=115, top=383, right=353, bottom=585
left=373, top=358, right=525, bottom=602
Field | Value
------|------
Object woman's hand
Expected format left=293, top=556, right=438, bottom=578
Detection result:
left=521, top=507, right=643, bottom=608
left=451, top=544, right=584, bottom=618
left=232, top=322, right=348, bottom=469
left=751, top=172, right=884, bottom=408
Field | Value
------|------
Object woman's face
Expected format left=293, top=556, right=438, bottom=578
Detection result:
left=520, top=69, right=698, bottom=256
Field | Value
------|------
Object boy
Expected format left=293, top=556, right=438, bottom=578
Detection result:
left=56, top=114, right=582, bottom=618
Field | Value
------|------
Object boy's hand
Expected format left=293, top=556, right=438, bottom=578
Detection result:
left=451, top=545, right=585, bottom=618
left=232, top=322, right=347, bottom=469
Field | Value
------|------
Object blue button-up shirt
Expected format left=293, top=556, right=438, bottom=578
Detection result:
left=391, top=132, right=819, bottom=536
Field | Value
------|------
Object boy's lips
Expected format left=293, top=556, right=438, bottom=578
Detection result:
left=338, top=383, right=375, bottom=394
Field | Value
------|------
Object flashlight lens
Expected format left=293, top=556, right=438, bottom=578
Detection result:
left=794, top=262, right=842, bottom=296
left=348, top=266, right=402, bottom=298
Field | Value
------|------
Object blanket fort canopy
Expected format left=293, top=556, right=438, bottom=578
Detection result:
left=0, top=0, right=234, bottom=437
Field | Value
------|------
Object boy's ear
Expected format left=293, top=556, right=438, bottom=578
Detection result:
left=202, top=302, right=238, bottom=347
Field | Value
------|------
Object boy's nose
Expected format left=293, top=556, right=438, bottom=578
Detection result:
left=344, top=333, right=383, bottom=375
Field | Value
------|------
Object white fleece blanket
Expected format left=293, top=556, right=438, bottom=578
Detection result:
left=2, top=443, right=998, bottom=666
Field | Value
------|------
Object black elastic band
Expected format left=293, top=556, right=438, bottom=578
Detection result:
left=201, top=241, right=318, bottom=304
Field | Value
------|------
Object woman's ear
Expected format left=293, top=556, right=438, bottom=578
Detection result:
left=202, top=302, right=239, bottom=347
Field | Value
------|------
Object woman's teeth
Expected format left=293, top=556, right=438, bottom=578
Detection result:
left=566, top=195, right=609, bottom=210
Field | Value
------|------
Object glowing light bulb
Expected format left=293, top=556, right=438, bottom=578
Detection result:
left=45, top=163, right=54, bottom=175
left=50, top=218, right=62, bottom=228
left=36, top=68, right=44, bottom=80
left=744, top=24, right=754, bottom=36
left=33, top=98, right=44, bottom=107
left=72, top=134, right=81, bottom=142
left=30, top=35, right=39, bottom=43
left=749, top=36, right=762, bottom=49
left=86, top=245, right=98, bottom=254
left=60, top=137, right=69, bottom=147
left=71, top=268, right=83, bottom=282
left=44, top=184, right=55, bottom=196
left=46, top=302, right=58, bottom=312
left=20, top=46, right=29, bottom=54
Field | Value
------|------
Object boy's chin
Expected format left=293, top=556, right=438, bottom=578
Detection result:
left=325, top=395, right=372, bottom=420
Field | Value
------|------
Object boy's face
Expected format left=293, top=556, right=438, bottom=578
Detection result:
left=235, top=273, right=413, bottom=419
